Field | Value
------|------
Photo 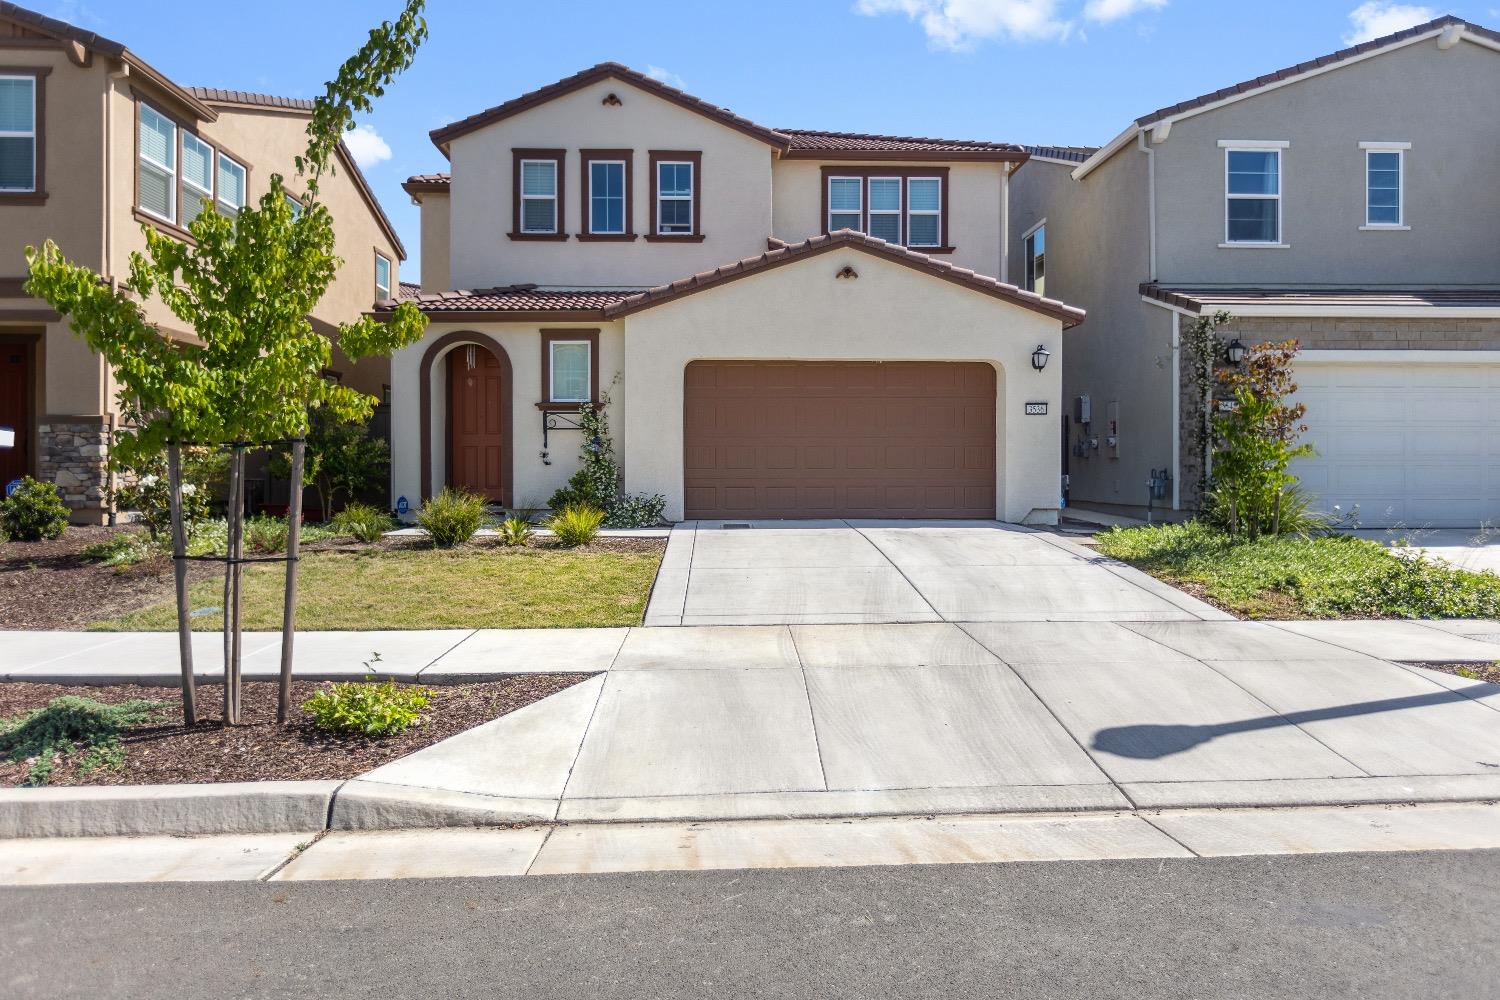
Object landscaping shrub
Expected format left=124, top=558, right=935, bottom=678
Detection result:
left=111, top=448, right=223, bottom=541
left=270, top=409, right=390, bottom=518
left=82, top=531, right=158, bottom=567
left=0, top=696, right=170, bottom=786
left=418, top=487, right=486, bottom=547
left=498, top=516, right=534, bottom=547
left=546, top=503, right=606, bottom=547
left=0, top=477, right=70, bottom=542
left=302, top=670, right=432, bottom=738
left=548, top=396, right=620, bottom=511
left=604, top=492, right=667, bottom=529
left=333, top=501, right=393, bottom=543
left=245, top=515, right=291, bottom=554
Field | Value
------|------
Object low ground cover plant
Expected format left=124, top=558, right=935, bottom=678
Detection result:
left=0, top=695, right=171, bottom=785
left=332, top=502, right=393, bottom=543
left=1097, top=520, right=1500, bottom=619
left=0, top=477, right=71, bottom=542
left=418, top=488, right=486, bottom=548
left=302, top=659, right=432, bottom=738
left=498, top=516, right=534, bottom=547
left=547, top=504, right=606, bottom=547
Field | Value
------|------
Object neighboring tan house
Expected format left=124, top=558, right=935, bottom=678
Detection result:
left=0, top=2, right=406, bottom=522
left=1010, top=16, right=1500, bottom=528
left=386, top=63, right=1082, bottom=524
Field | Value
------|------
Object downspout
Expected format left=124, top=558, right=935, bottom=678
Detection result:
left=1137, top=129, right=1156, bottom=281
left=1170, top=310, right=1180, bottom=510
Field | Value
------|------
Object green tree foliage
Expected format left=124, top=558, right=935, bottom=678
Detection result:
left=271, top=409, right=390, bottom=518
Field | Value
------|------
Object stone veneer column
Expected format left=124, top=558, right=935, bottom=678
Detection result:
left=36, top=420, right=111, bottom=524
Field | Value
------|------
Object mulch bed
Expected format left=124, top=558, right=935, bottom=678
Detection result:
left=1415, top=662, right=1500, bottom=684
left=0, top=674, right=586, bottom=786
left=0, top=526, right=664, bottom=630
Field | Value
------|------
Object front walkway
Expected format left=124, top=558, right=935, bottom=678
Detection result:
left=644, top=520, right=1227, bottom=626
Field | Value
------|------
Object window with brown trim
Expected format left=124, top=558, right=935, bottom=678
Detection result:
left=133, top=95, right=253, bottom=238
left=579, top=149, right=634, bottom=240
left=819, top=166, right=952, bottom=253
left=0, top=67, right=47, bottom=202
left=647, top=150, right=703, bottom=241
left=510, top=148, right=566, bottom=240
left=540, top=329, right=600, bottom=406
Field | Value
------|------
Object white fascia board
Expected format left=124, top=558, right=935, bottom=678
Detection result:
left=1218, top=139, right=1289, bottom=149
left=1228, top=304, right=1500, bottom=318
left=1298, top=349, right=1500, bottom=364
left=1073, top=25, right=1449, bottom=182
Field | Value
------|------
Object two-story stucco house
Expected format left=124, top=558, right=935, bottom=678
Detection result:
left=1011, top=16, right=1500, bottom=528
left=0, top=2, right=407, bottom=522
left=385, top=63, right=1083, bottom=524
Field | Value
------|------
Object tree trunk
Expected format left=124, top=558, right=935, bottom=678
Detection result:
left=221, top=448, right=239, bottom=724
left=229, top=446, right=247, bottom=724
left=277, top=438, right=305, bottom=724
left=166, top=443, right=197, bottom=727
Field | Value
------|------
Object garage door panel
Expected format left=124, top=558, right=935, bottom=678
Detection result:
left=684, top=361, right=997, bottom=519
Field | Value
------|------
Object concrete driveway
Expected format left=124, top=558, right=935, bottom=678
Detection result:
left=644, top=519, right=1228, bottom=626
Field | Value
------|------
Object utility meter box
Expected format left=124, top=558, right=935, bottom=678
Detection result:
left=1106, top=400, right=1120, bottom=458
left=1074, top=395, right=1091, bottom=425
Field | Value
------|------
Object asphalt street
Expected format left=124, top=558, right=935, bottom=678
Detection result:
left=3, top=849, right=1497, bottom=999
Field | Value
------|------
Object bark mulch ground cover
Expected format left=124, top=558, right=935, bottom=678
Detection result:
left=0, top=674, right=585, bottom=786
left=1416, top=661, right=1500, bottom=684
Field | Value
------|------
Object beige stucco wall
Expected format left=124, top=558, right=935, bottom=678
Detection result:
left=620, top=249, right=1065, bottom=523
left=444, top=77, right=776, bottom=289
left=772, top=160, right=1007, bottom=278
left=390, top=320, right=627, bottom=512
left=417, top=191, right=451, bottom=292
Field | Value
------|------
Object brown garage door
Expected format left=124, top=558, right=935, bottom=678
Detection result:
left=683, top=361, right=996, bottom=519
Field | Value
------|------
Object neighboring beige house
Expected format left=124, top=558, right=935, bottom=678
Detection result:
left=1011, top=16, right=1500, bottom=528
left=0, top=2, right=407, bottom=522
left=388, top=63, right=1082, bottom=523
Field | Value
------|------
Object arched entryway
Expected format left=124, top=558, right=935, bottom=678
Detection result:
left=418, top=332, right=513, bottom=506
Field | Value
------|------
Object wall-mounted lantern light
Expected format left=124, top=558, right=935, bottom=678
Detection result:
left=1224, top=338, right=1247, bottom=365
left=1031, top=345, right=1051, bottom=372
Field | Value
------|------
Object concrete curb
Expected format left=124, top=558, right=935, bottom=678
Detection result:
left=0, top=781, right=341, bottom=838
left=329, top=780, right=558, bottom=830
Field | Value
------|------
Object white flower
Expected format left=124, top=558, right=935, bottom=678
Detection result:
left=181, top=483, right=197, bottom=495
left=138, top=474, right=158, bottom=487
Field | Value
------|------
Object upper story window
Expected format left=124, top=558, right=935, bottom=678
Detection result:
left=0, top=71, right=43, bottom=195
left=180, top=132, right=214, bottom=226
left=510, top=149, right=565, bottom=240
left=542, top=330, right=598, bottom=405
left=581, top=149, right=633, bottom=239
left=216, top=155, right=246, bottom=216
left=374, top=251, right=392, bottom=301
left=1361, top=142, right=1408, bottom=229
left=1023, top=222, right=1046, bottom=297
left=821, top=168, right=949, bottom=251
left=138, top=104, right=178, bottom=223
left=1221, top=141, right=1286, bottom=246
left=648, top=150, right=702, bottom=240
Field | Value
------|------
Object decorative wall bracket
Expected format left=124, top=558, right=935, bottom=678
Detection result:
left=541, top=408, right=585, bottom=454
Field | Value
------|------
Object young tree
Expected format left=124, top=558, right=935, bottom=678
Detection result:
left=270, top=409, right=390, bottom=519
left=1181, top=309, right=1233, bottom=502
left=1209, top=340, right=1312, bottom=537
left=25, top=2, right=429, bottom=725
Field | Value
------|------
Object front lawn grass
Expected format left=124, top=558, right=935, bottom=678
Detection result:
left=1095, top=520, right=1500, bottom=620
left=92, top=544, right=663, bottom=631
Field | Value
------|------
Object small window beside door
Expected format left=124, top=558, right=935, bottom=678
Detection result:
left=542, top=331, right=598, bottom=405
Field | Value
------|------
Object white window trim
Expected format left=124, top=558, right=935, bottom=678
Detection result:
left=906, top=176, right=942, bottom=247
left=1360, top=142, right=1408, bottom=230
left=867, top=176, right=901, bottom=243
left=549, top=339, right=592, bottom=403
left=587, top=159, right=627, bottom=235
left=1222, top=145, right=1284, bottom=247
left=138, top=103, right=177, bottom=223
left=216, top=153, right=246, bottom=213
left=520, top=157, right=559, bottom=234
left=374, top=252, right=392, bottom=301
left=180, top=131, right=214, bottom=222
left=655, top=160, right=694, bottom=235
left=0, top=74, right=37, bottom=193
left=1023, top=221, right=1046, bottom=293
left=826, top=175, right=863, bottom=233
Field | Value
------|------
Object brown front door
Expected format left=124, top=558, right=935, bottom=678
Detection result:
left=0, top=340, right=32, bottom=488
left=446, top=344, right=506, bottom=503
left=684, top=361, right=996, bottom=519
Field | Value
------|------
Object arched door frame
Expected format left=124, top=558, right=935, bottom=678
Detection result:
left=418, top=331, right=514, bottom=503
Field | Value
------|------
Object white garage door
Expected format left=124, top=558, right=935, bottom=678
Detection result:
left=1291, top=360, right=1500, bottom=528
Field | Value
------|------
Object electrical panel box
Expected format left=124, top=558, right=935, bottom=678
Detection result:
left=1074, top=395, right=1091, bottom=424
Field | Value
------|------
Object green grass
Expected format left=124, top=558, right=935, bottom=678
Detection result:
left=1095, top=520, right=1500, bottom=620
left=83, top=517, right=347, bottom=568
left=92, top=545, right=664, bottom=631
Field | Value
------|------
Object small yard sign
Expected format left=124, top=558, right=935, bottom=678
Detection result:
left=1024, top=402, right=1049, bottom=416
left=396, top=495, right=410, bottom=516
left=0, top=427, right=14, bottom=448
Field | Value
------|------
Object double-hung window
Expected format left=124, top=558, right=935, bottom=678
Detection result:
left=655, top=160, right=693, bottom=234
left=138, top=104, right=177, bottom=223
left=1361, top=142, right=1407, bottom=228
left=586, top=156, right=628, bottom=235
left=867, top=177, right=901, bottom=243
left=828, top=177, right=862, bottom=232
left=1222, top=142, right=1285, bottom=245
left=822, top=170, right=946, bottom=249
left=520, top=158, right=559, bottom=234
left=1023, top=223, right=1046, bottom=296
left=544, top=333, right=595, bottom=404
left=0, top=74, right=38, bottom=193
left=216, top=155, right=246, bottom=217
left=906, top=177, right=941, bottom=247
left=374, top=252, right=392, bottom=301
left=180, top=132, right=214, bottom=226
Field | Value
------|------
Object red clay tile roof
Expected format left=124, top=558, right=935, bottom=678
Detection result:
left=186, top=88, right=316, bottom=112
left=378, top=284, right=636, bottom=315
left=430, top=63, right=790, bottom=153
left=607, top=230, right=1084, bottom=326
left=1142, top=283, right=1500, bottom=314
left=779, top=129, right=1027, bottom=161
left=1135, top=16, right=1499, bottom=127
left=402, top=174, right=451, bottom=197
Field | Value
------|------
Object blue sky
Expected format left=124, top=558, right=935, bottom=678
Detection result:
left=35, top=1, right=1495, bottom=280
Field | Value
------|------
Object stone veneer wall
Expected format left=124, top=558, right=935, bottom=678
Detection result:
left=1176, top=314, right=1500, bottom=510
left=37, top=421, right=111, bottom=523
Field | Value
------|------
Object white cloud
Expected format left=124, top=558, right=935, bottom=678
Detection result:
left=342, top=124, right=392, bottom=169
left=644, top=65, right=686, bottom=89
left=1342, top=2, right=1436, bottom=44
left=1083, top=0, right=1166, bottom=23
left=855, top=0, right=1073, bottom=50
